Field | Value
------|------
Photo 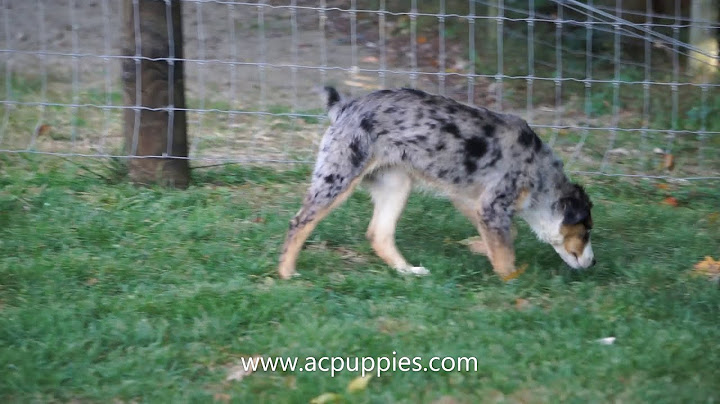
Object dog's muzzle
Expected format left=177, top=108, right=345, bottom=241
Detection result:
left=554, top=242, right=595, bottom=269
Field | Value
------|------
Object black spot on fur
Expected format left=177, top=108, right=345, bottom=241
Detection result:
left=415, top=135, right=427, bottom=142
left=458, top=103, right=481, bottom=118
left=479, top=147, right=503, bottom=169
left=426, top=123, right=437, bottom=130
left=453, top=176, right=461, bottom=184
left=338, top=99, right=356, bottom=117
left=402, top=88, right=427, bottom=98
left=435, top=142, right=446, bottom=151
left=324, top=174, right=335, bottom=183
left=518, top=127, right=542, bottom=151
left=464, top=136, right=487, bottom=158
left=401, top=150, right=408, bottom=160
left=393, top=119, right=404, bottom=126
left=441, top=122, right=462, bottom=138
left=360, top=112, right=375, bottom=133
left=383, top=107, right=397, bottom=114
left=482, top=124, right=496, bottom=137
left=559, top=183, right=593, bottom=226
left=349, top=138, right=365, bottom=167
left=464, top=160, right=478, bottom=174
left=415, top=110, right=425, bottom=120
left=446, top=105, right=458, bottom=114
left=376, top=129, right=389, bottom=136
left=438, top=169, right=448, bottom=178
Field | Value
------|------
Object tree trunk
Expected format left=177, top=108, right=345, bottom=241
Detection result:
left=688, top=0, right=719, bottom=76
left=122, top=0, right=190, bottom=188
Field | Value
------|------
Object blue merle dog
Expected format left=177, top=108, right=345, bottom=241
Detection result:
left=278, top=87, right=595, bottom=281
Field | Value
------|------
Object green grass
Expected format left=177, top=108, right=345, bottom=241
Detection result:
left=1, top=155, right=719, bottom=403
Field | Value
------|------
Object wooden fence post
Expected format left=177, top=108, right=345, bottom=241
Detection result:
left=122, top=0, right=190, bottom=188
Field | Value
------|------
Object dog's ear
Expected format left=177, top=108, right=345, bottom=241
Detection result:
left=560, top=197, right=590, bottom=225
left=558, top=184, right=593, bottom=226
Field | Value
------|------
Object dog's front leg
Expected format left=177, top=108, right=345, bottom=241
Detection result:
left=478, top=196, right=524, bottom=281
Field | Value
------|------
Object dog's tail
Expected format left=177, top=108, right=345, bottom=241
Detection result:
left=322, top=86, right=343, bottom=123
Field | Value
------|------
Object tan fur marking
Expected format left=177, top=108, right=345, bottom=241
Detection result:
left=477, top=223, right=517, bottom=279
left=560, top=223, right=589, bottom=258
left=514, top=188, right=531, bottom=210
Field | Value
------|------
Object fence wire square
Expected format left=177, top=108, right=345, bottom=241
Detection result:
left=1, top=0, right=718, bottom=180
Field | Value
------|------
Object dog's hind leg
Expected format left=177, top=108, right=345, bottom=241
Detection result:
left=365, top=168, right=428, bottom=276
left=278, top=127, right=373, bottom=279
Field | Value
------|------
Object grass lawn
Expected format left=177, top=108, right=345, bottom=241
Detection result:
left=1, top=155, right=719, bottom=403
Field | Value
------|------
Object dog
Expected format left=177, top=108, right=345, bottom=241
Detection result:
left=278, top=87, right=595, bottom=281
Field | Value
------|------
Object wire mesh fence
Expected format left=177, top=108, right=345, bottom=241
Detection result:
left=1, top=0, right=718, bottom=180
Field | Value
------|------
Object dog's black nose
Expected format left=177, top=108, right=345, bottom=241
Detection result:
left=591, top=259, right=597, bottom=267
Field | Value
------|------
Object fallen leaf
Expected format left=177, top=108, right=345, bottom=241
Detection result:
left=310, top=392, right=343, bottom=404
left=692, top=256, right=720, bottom=281
left=501, top=263, right=528, bottom=282
left=661, top=197, right=679, bottom=207
left=35, top=124, right=52, bottom=137
left=86, top=277, right=99, bottom=286
left=417, top=35, right=428, bottom=44
left=347, top=375, right=372, bottom=393
left=515, top=298, right=531, bottom=310
left=251, top=216, right=265, bottom=223
left=225, top=355, right=261, bottom=382
left=655, top=183, right=670, bottom=190
left=662, top=153, right=675, bottom=171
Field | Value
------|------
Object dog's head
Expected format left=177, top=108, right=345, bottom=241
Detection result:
left=551, top=183, right=595, bottom=269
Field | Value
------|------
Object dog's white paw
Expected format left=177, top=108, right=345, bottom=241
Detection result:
left=396, top=266, right=430, bottom=276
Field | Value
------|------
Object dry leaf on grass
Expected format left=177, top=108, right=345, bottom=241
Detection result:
left=515, top=298, right=531, bottom=310
left=225, top=355, right=262, bottom=382
left=663, top=153, right=675, bottom=171
left=661, top=197, right=679, bottom=207
left=310, top=392, right=343, bottom=404
left=35, top=124, right=52, bottom=137
left=692, top=256, right=720, bottom=281
left=347, top=375, right=372, bottom=393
